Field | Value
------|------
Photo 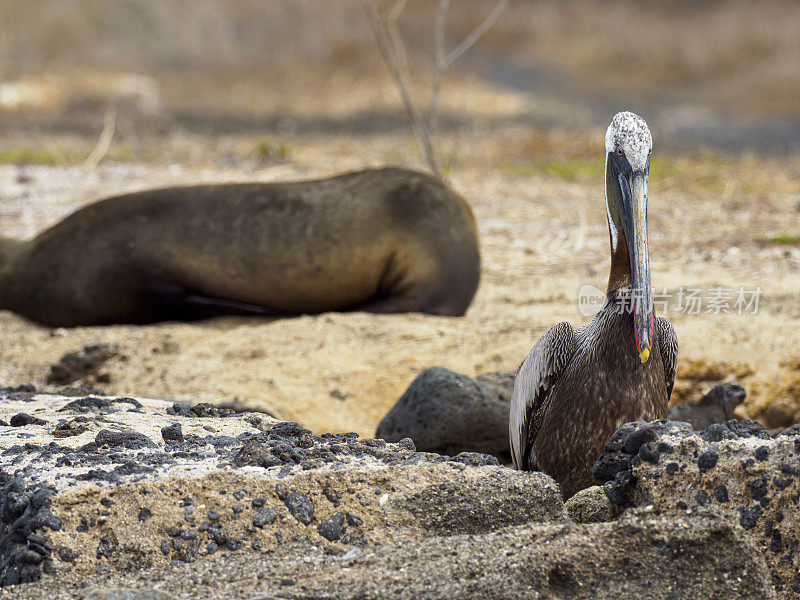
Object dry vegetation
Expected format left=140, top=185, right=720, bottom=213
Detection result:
left=2, top=0, right=798, bottom=124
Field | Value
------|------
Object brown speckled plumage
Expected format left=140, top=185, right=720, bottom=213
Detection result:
left=510, top=113, right=678, bottom=499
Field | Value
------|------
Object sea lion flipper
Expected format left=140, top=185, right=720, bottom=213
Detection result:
left=182, top=293, right=280, bottom=316
left=145, top=280, right=279, bottom=319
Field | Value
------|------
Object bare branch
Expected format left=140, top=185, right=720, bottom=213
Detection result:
left=434, top=0, right=450, bottom=71
left=388, top=0, right=408, bottom=23
left=442, top=0, right=509, bottom=68
left=360, top=0, right=440, bottom=177
left=385, top=0, right=413, bottom=96
left=428, top=0, right=450, bottom=142
left=361, top=0, right=508, bottom=179
left=84, top=107, right=117, bottom=170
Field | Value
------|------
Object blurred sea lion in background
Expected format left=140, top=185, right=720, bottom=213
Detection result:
left=0, top=167, right=480, bottom=327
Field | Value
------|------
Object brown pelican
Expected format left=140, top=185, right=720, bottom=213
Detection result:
left=509, top=112, right=678, bottom=498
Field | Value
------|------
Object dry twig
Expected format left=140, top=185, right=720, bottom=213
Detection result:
left=361, top=0, right=509, bottom=179
left=84, top=107, right=117, bottom=170
left=360, top=0, right=440, bottom=177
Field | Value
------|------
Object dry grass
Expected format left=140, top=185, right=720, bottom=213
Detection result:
left=1, top=0, right=797, bottom=120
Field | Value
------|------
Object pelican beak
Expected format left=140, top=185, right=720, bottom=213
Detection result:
left=609, top=153, right=654, bottom=362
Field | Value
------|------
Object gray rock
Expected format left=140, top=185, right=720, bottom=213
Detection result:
left=1, top=509, right=775, bottom=599
left=0, top=389, right=784, bottom=598
left=82, top=588, right=177, bottom=600
left=376, top=367, right=514, bottom=460
left=668, top=381, right=746, bottom=430
left=0, top=390, right=572, bottom=590
left=565, top=486, right=622, bottom=523
left=393, top=470, right=566, bottom=534
left=595, top=419, right=800, bottom=595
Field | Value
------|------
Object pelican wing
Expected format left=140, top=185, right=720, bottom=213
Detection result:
left=509, top=322, right=578, bottom=470
left=656, top=317, right=678, bottom=400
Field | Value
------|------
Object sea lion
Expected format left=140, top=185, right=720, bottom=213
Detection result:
left=0, top=167, right=480, bottom=326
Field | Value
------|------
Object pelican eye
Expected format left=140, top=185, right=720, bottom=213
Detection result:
left=616, top=147, right=625, bottom=157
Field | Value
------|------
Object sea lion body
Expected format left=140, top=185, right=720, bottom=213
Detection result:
left=0, top=168, right=480, bottom=326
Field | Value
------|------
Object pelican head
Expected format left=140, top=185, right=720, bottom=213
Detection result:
left=603, top=111, right=654, bottom=363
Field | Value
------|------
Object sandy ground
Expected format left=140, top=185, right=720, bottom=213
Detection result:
left=1, top=135, right=800, bottom=437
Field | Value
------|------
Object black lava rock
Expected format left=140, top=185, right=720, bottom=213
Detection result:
left=603, top=470, right=636, bottom=506
left=224, top=537, right=243, bottom=551
left=9, top=413, right=47, bottom=427
left=700, top=424, right=737, bottom=443
left=56, top=385, right=108, bottom=397
left=167, top=403, right=193, bottom=417
left=622, top=425, right=660, bottom=454
left=397, top=438, right=416, bottom=451
left=95, top=429, right=157, bottom=450
left=727, top=419, right=770, bottom=439
left=270, top=422, right=312, bottom=438
left=190, top=403, right=219, bottom=418
left=0, top=477, right=61, bottom=586
left=253, top=508, right=277, bottom=528
left=638, top=443, right=660, bottom=464
left=375, top=367, right=513, bottom=460
left=59, top=396, right=142, bottom=413
left=778, top=425, right=800, bottom=437
left=739, top=505, right=762, bottom=530
left=714, top=484, right=729, bottom=503
left=770, top=530, right=783, bottom=553
left=161, top=423, right=184, bottom=444
left=0, top=384, right=36, bottom=397
left=317, top=512, right=347, bottom=541
left=697, top=448, right=719, bottom=473
left=96, top=533, right=118, bottom=559
left=57, top=547, right=79, bottom=562
left=748, top=476, right=769, bottom=500
left=283, top=493, right=314, bottom=525
left=52, top=418, right=90, bottom=438
left=592, top=452, right=631, bottom=484
left=233, top=441, right=282, bottom=468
